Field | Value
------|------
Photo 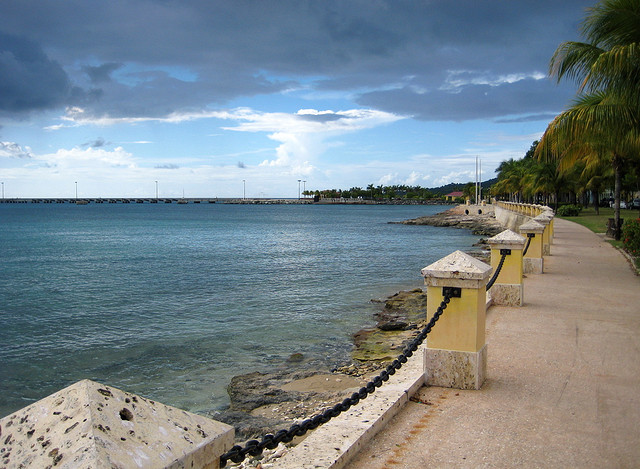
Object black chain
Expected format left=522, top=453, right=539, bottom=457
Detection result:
left=522, top=235, right=532, bottom=257
left=219, top=291, right=454, bottom=467
left=486, top=251, right=507, bottom=291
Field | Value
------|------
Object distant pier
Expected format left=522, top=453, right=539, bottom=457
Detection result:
left=0, top=197, right=316, bottom=205
left=0, top=197, right=219, bottom=204
left=0, top=197, right=443, bottom=205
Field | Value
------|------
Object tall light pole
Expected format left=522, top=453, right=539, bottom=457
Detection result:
left=75, top=181, right=78, bottom=200
left=1, top=182, right=4, bottom=200
left=155, top=180, right=158, bottom=200
left=298, top=179, right=301, bottom=200
left=303, top=180, right=306, bottom=199
left=243, top=179, right=246, bottom=200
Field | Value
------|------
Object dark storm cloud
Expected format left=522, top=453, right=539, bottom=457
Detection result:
left=358, top=78, right=578, bottom=122
left=297, top=113, right=346, bottom=123
left=83, top=63, right=123, bottom=84
left=81, top=137, right=110, bottom=148
left=0, top=32, right=73, bottom=113
left=0, top=0, right=594, bottom=121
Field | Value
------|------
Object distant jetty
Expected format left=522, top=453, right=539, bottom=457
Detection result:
left=0, top=197, right=450, bottom=205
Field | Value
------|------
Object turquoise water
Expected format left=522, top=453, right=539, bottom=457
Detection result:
left=0, top=203, right=476, bottom=417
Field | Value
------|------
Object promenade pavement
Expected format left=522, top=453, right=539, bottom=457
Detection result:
left=346, top=218, right=640, bottom=468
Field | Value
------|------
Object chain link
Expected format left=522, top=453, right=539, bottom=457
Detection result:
left=486, top=251, right=507, bottom=291
left=522, top=235, right=532, bottom=257
left=219, top=292, right=453, bottom=467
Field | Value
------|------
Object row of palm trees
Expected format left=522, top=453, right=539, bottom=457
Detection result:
left=492, top=139, right=639, bottom=214
left=529, top=0, right=640, bottom=239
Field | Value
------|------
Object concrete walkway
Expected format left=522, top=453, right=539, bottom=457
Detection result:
left=347, top=219, right=640, bottom=468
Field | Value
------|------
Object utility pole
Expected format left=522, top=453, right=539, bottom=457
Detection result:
left=475, top=157, right=478, bottom=204
left=479, top=159, right=482, bottom=203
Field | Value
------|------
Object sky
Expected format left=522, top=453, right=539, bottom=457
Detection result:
left=0, top=0, right=595, bottom=199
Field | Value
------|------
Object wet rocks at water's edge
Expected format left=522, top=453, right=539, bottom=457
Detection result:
left=213, top=288, right=431, bottom=443
left=216, top=205, right=498, bottom=449
left=398, top=205, right=504, bottom=236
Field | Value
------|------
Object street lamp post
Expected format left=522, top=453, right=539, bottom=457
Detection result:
left=303, top=180, right=306, bottom=199
left=155, top=180, right=158, bottom=200
left=1, top=182, right=4, bottom=200
left=298, top=179, right=301, bottom=200
left=243, top=180, right=246, bottom=200
left=75, top=181, right=78, bottom=200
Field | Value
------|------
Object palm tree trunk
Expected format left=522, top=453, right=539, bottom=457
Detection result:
left=594, top=189, right=600, bottom=215
left=613, top=156, right=622, bottom=240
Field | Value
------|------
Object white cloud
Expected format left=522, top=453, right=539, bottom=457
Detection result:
left=221, top=108, right=403, bottom=173
left=434, top=170, right=476, bottom=186
left=441, top=70, right=546, bottom=92
left=0, top=142, right=34, bottom=159
left=40, top=146, right=137, bottom=170
left=378, top=173, right=397, bottom=185
left=405, top=171, right=422, bottom=185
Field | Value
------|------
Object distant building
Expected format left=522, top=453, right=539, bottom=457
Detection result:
left=444, top=191, right=464, bottom=201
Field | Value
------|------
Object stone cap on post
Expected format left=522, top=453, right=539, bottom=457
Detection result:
left=519, top=219, right=545, bottom=234
left=0, top=379, right=234, bottom=469
left=487, top=229, right=526, bottom=250
left=533, top=213, right=552, bottom=226
left=421, top=250, right=492, bottom=289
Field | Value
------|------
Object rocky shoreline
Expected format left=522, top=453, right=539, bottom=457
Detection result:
left=397, top=204, right=504, bottom=236
left=212, top=205, right=500, bottom=450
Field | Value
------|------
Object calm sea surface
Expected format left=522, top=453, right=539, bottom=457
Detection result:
left=0, top=203, right=477, bottom=418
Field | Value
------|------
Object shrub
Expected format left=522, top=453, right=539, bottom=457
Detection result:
left=622, top=218, right=640, bottom=257
left=557, top=204, right=583, bottom=217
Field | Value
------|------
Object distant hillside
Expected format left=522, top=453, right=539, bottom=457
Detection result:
left=429, top=178, right=498, bottom=196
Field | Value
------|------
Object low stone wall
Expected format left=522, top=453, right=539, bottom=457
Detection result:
left=494, top=204, right=532, bottom=231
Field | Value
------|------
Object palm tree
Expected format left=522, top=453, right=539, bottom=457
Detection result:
left=537, top=0, right=640, bottom=239
left=493, top=157, right=537, bottom=203
left=579, top=155, right=614, bottom=214
left=530, top=159, right=579, bottom=210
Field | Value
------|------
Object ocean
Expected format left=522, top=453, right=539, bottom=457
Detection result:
left=0, top=203, right=477, bottom=418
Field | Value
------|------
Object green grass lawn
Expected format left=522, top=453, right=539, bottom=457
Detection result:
left=557, top=206, right=615, bottom=233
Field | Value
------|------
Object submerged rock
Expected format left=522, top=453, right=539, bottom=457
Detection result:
left=217, top=367, right=367, bottom=442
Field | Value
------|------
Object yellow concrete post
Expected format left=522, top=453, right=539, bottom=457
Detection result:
left=519, top=219, right=545, bottom=274
left=421, top=250, right=492, bottom=390
left=487, top=229, right=526, bottom=306
left=542, top=209, right=555, bottom=243
left=534, top=213, right=552, bottom=255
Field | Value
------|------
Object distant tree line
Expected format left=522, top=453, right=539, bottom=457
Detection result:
left=492, top=140, right=640, bottom=213
left=304, top=180, right=497, bottom=202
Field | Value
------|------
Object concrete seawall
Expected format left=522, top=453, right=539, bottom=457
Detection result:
left=493, top=204, right=531, bottom=231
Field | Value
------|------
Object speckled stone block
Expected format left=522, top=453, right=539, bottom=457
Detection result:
left=424, top=344, right=487, bottom=390
left=490, top=283, right=523, bottom=306
left=0, top=379, right=234, bottom=469
left=524, top=257, right=543, bottom=274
